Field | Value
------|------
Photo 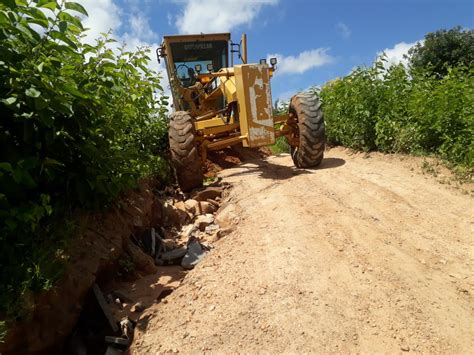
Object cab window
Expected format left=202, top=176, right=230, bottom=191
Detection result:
left=170, top=40, right=228, bottom=87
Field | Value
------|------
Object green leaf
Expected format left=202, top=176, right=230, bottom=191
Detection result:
left=62, top=83, right=86, bottom=98
left=38, top=1, right=57, bottom=11
left=58, top=11, right=83, bottom=30
left=2, top=0, right=17, bottom=9
left=0, top=163, right=13, bottom=173
left=58, top=20, right=67, bottom=33
left=34, top=96, right=49, bottom=110
left=28, top=18, right=49, bottom=28
left=50, top=30, right=77, bottom=49
left=26, top=87, right=41, bottom=98
left=0, top=11, right=11, bottom=25
left=1, top=97, right=17, bottom=105
left=42, top=158, right=64, bottom=167
left=64, top=2, right=88, bottom=16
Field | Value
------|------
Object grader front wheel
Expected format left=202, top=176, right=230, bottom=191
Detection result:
left=169, top=111, right=203, bottom=191
left=289, top=92, right=325, bottom=168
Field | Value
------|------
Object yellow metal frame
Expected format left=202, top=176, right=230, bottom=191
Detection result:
left=160, top=32, right=299, bottom=162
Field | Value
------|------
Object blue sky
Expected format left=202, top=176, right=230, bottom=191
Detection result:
left=78, top=0, right=473, bottom=102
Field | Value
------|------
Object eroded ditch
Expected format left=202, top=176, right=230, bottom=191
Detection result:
left=0, top=179, right=240, bottom=355
left=62, top=182, right=237, bottom=354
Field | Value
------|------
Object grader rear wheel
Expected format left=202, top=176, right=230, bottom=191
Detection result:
left=289, top=92, right=325, bottom=168
left=168, top=111, right=203, bottom=191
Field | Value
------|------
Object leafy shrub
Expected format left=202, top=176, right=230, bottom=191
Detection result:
left=320, top=64, right=382, bottom=151
left=0, top=0, right=168, bottom=324
left=320, top=57, right=473, bottom=169
left=408, top=26, right=474, bottom=77
left=271, top=100, right=290, bottom=154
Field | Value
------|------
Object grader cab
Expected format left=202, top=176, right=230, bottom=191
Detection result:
left=157, top=33, right=325, bottom=191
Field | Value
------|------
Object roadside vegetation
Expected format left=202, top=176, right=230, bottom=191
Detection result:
left=270, top=100, right=290, bottom=154
left=319, top=27, right=473, bottom=177
left=0, top=0, right=168, bottom=331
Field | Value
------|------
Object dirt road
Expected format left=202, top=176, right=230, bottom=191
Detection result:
left=132, top=147, right=473, bottom=353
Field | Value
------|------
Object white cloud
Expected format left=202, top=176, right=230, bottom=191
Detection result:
left=267, top=48, right=334, bottom=75
left=128, top=14, right=158, bottom=42
left=175, top=0, right=278, bottom=34
left=77, top=0, right=123, bottom=44
left=336, top=22, right=351, bottom=39
left=377, top=41, right=421, bottom=68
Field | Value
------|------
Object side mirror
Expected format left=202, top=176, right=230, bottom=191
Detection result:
left=195, top=64, right=202, bottom=73
left=155, top=48, right=160, bottom=64
left=156, top=46, right=165, bottom=64
left=206, top=63, right=213, bottom=72
left=270, top=57, right=277, bottom=66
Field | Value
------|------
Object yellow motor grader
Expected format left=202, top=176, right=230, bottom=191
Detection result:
left=157, top=33, right=325, bottom=191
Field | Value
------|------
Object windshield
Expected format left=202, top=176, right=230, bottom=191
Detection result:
left=170, top=40, right=228, bottom=87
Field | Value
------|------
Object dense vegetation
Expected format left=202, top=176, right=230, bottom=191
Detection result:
left=319, top=60, right=473, bottom=171
left=318, top=28, right=473, bottom=173
left=408, top=27, right=474, bottom=77
left=0, top=0, right=168, bottom=328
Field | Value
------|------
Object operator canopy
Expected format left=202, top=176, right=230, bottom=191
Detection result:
left=170, top=40, right=228, bottom=87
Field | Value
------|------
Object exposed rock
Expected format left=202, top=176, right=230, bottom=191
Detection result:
left=215, top=204, right=239, bottom=228
left=131, top=302, right=145, bottom=313
left=204, top=224, right=220, bottom=235
left=92, top=284, right=119, bottom=333
left=184, top=199, right=199, bottom=215
left=125, top=240, right=158, bottom=274
left=173, top=201, right=187, bottom=213
left=184, top=199, right=218, bottom=216
left=161, top=238, right=179, bottom=251
left=181, top=238, right=206, bottom=270
left=160, top=247, right=187, bottom=261
left=181, top=224, right=197, bottom=238
left=199, top=201, right=217, bottom=214
left=191, top=187, right=224, bottom=202
left=162, top=202, right=189, bottom=226
left=194, top=214, right=215, bottom=231
left=206, top=199, right=220, bottom=209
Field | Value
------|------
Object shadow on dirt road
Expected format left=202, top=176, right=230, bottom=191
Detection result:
left=225, top=156, right=346, bottom=180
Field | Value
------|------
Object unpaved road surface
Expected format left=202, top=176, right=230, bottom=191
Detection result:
left=132, top=147, right=473, bottom=353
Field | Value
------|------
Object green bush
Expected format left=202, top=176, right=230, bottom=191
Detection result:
left=270, top=100, right=290, bottom=154
left=320, top=58, right=473, bottom=169
left=0, top=0, right=168, bottom=324
left=319, top=64, right=383, bottom=151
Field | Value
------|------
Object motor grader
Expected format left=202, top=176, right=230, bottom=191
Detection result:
left=157, top=33, right=325, bottom=191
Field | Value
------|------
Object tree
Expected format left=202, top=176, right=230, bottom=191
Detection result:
left=407, top=26, right=474, bottom=76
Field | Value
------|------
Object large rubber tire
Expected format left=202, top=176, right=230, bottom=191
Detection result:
left=289, top=92, right=325, bottom=168
left=168, top=111, right=203, bottom=191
